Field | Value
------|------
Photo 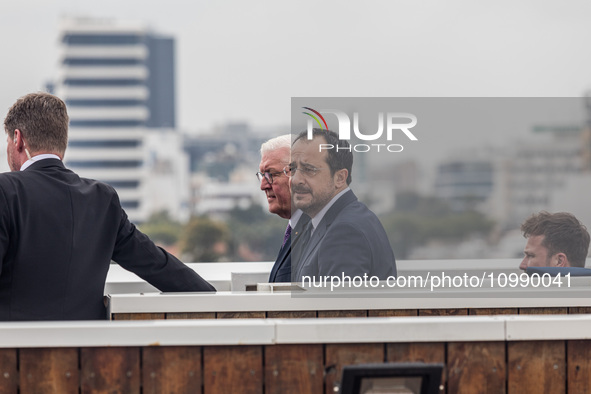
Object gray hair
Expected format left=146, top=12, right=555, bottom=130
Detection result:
left=260, top=134, right=292, bottom=155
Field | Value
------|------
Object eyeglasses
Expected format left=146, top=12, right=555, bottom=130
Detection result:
left=256, top=170, right=285, bottom=184
left=283, top=164, right=324, bottom=178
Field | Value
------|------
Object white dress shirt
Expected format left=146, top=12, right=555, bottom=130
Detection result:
left=20, top=154, right=61, bottom=171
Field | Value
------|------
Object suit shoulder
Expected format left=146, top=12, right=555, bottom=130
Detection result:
left=0, top=171, right=26, bottom=189
left=78, top=175, right=117, bottom=193
left=333, top=199, right=376, bottom=224
left=75, top=176, right=122, bottom=207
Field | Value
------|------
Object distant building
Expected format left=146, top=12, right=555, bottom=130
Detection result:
left=184, top=123, right=283, bottom=218
left=434, top=125, right=584, bottom=231
left=143, top=130, right=191, bottom=222
left=183, top=123, right=267, bottom=177
left=497, top=125, right=583, bottom=229
left=434, top=159, right=494, bottom=212
left=190, top=171, right=262, bottom=221
left=53, top=17, right=177, bottom=222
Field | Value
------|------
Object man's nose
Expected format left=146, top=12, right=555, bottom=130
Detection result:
left=291, top=168, right=305, bottom=183
left=260, top=177, right=271, bottom=190
left=519, top=257, right=527, bottom=271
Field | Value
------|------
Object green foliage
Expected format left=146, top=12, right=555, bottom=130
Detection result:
left=180, top=216, right=230, bottom=262
left=226, top=205, right=286, bottom=261
left=139, top=210, right=183, bottom=246
left=383, top=192, right=495, bottom=259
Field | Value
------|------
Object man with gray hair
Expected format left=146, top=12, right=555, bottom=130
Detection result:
left=258, top=134, right=309, bottom=282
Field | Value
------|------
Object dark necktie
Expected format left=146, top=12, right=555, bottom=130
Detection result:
left=282, top=224, right=292, bottom=248
left=296, top=218, right=313, bottom=253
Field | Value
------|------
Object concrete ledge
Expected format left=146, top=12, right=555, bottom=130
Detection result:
left=107, top=287, right=591, bottom=314
left=0, top=319, right=276, bottom=348
left=274, top=315, right=506, bottom=344
left=505, top=314, right=591, bottom=341
left=3, top=314, right=591, bottom=348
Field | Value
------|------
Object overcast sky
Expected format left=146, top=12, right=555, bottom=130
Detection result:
left=1, top=0, right=591, bottom=133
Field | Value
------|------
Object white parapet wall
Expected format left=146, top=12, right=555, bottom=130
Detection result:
left=105, top=259, right=527, bottom=294
left=2, top=314, right=591, bottom=348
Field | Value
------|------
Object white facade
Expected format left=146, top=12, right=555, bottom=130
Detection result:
left=143, top=130, right=191, bottom=223
left=54, top=17, right=176, bottom=223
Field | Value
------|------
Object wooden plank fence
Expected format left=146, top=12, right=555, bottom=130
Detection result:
left=2, top=340, right=591, bottom=393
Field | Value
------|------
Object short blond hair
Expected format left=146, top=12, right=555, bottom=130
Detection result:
left=4, top=92, right=69, bottom=156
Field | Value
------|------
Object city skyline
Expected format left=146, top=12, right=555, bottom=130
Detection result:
left=1, top=1, right=591, bottom=134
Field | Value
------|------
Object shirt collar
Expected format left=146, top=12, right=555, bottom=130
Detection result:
left=289, top=209, right=303, bottom=228
left=20, top=154, right=61, bottom=171
left=311, top=187, right=350, bottom=231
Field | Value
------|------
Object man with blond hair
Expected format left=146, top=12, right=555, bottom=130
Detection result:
left=0, top=92, right=214, bottom=321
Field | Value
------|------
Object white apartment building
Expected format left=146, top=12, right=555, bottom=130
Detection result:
left=53, top=17, right=177, bottom=223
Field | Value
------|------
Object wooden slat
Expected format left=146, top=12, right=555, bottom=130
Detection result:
left=567, top=340, right=591, bottom=393
left=19, top=348, right=78, bottom=394
left=166, top=312, right=216, bottom=319
left=203, top=346, right=263, bottom=394
left=368, top=309, right=418, bottom=317
left=324, top=343, right=384, bottom=394
left=447, top=342, right=505, bottom=394
left=568, top=307, right=591, bottom=314
left=0, top=349, right=17, bottom=394
left=216, top=312, right=266, bottom=319
left=317, top=310, right=367, bottom=318
left=266, top=311, right=317, bottom=318
left=142, top=346, right=201, bottom=394
left=264, top=344, right=323, bottom=394
left=81, top=347, right=140, bottom=394
left=387, top=343, right=446, bottom=393
left=508, top=341, right=565, bottom=394
left=387, top=342, right=445, bottom=363
left=419, top=309, right=468, bottom=316
left=469, top=308, right=518, bottom=315
left=519, top=307, right=568, bottom=315
left=111, top=313, right=165, bottom=320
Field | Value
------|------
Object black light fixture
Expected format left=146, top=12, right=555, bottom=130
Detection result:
left=339, top=362, right=444, bottom=394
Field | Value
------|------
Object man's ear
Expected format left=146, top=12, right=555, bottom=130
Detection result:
left=334, top=169, right=348, bottom=188
left=13, top=129, right=21, bottom=147
left=555, top=253, right=568, bottom=267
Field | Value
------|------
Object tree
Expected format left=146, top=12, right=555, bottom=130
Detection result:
left=226, top=205, right=286, bottom=261
left=180, top=217, right=230, bottom=262
left=139, top=210, right=183, bottom=246
left=383, top=192, right=495, bottom=259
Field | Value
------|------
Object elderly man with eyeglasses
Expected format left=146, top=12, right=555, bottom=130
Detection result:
left=286, top=128, right=396, bottom=283
left=258, top=135, right=310, bottom=282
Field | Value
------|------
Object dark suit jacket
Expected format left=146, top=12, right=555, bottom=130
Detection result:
left=268, top=229, right=291, bottom=283
left=268, top=215, right=311, bottom=283
left=292, top=190, right=396, bottom=282
left=0, top=159, right=215, bottom=321
left=526, top=267, right=591, bottom=277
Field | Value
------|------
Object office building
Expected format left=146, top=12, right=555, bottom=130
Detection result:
left=53, top=17, right=177, bottom=222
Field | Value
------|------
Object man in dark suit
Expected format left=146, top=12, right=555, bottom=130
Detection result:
left=258, top=135, right=309, bottom=282
left=0, top=92, right=215, bottom=321
left=287, top=129, right=396, bottom=282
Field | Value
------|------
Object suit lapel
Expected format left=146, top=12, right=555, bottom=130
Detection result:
left=269, top=233, right=291, bottom=282
left=269, top=214, right=311, bottom=282
left=295, top=191, right=358, bottom=278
